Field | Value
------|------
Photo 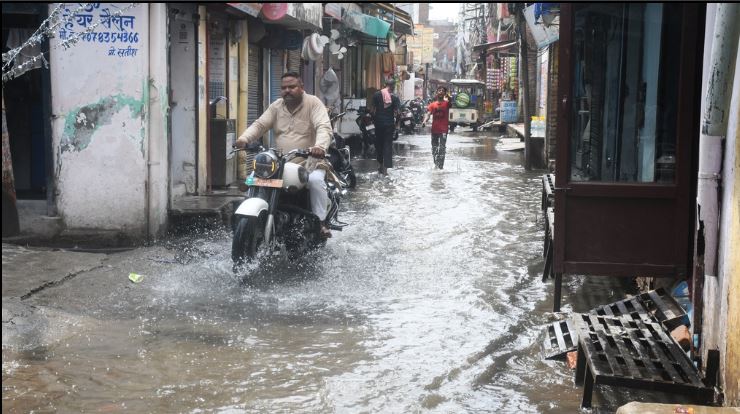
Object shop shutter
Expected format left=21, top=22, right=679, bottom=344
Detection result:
left=269, top=49, right=284, bottom=103
left=302, top=60, right=315, bottom=95
left=342, top=48, right=352, bottom=96
left=247, top=44, right=262, bottom=124
left=287, top=48, right=301, bottom=74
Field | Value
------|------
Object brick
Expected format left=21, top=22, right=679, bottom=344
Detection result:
left=671, top=325, right=691, bottom=351
left=566, top=350, right=578, bottom=370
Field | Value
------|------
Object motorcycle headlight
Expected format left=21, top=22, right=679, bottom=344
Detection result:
left=253, top=151, right=278, bottom=179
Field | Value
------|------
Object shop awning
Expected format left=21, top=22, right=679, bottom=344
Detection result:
left=473, top=39, right=518, bottom=53
left=343, top=10, right=391, bottom=38
left=324, top=3, right=343, bottom=21
left=259, top=3, right=323, bottom=31
left=366, top=3, right=413, bottom=35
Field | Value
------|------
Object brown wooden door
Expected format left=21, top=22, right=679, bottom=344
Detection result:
left=554, top=4, right=704, bottom=280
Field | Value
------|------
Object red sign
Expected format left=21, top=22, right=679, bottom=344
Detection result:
left=261, top=3, right=288, bottom=21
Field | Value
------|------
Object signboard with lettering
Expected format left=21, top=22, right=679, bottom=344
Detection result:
left=406, top=35, right=420, bottom=66
left=226, top=3, right=263, bottom=18
left=57, top=3, right=142, bottom=59
left=261, top=3, right=323, bottom=31
left=523, top=4, right=559, bottom=49
left=406, top=24, right=434, bottom=65
left=324, top=3, right=342, bottom=21
left=501, top=100, right=518, bottom=123
left=421, top=27, right=434, bottom=64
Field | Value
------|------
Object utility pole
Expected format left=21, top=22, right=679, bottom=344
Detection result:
left=460, top=3, right=486, bottom=78
left=424, top=63, right=430, bottom=99
left=455, top=4, right=466, bottom=78
left=517, top=4, right=532, bottom=170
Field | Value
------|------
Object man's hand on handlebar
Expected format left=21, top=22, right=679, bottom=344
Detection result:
left=309, top=146, right=326, bottom=158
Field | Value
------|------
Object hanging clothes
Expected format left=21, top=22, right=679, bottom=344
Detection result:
left=382, top=53, right=395, bottom=76
left=364, top=48, right=382, bottom=91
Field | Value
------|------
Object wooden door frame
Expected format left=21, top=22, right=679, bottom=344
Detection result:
left=553, top=4, right=704, bottom=305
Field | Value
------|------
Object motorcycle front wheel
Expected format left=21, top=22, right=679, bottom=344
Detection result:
left=231, top=215, right=265, bottom=267
left=344, top=170, right=357, bottom=189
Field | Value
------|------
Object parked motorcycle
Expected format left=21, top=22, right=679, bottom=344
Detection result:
left=409, top=98, right=425, bottom=131
left=328, top=111, right=357, bottom=189
left=355, top=106, right=376, bottom=157
left=398, top=100, right=415, bottom=135
left=231, top=147, right=346, bottom=269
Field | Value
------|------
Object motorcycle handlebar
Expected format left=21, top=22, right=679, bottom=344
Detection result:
left=230, top=145, right=328, bottom=159
left=330, top=112, right=347, bottom=121
left=287, top=148, right=330, bottom=159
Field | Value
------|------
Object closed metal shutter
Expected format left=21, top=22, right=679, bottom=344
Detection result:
left=342, top=48, right=352, bottom=96
left=302, top=60, right=315, bottom=95
left=287, top=48, right=301, bottom=74
left=241, top=44, right=263, bottom=179
left=268, top=49, right=284, bottom=147
left=269, top=49, right=284, bottom=103
left=247, top=44, right=262, bottom=124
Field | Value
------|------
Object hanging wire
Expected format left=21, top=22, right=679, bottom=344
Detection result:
left=3, top=3, right=138, bottom=83
left=2, top=3, right=87, bottom=71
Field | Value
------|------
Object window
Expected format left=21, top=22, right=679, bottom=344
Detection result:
left=570, top=4, right=682, bottom=183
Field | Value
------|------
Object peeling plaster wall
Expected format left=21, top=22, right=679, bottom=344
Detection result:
left=197, top=6, right=207, bottom=194
left=718, top=34, right=740, bottom=407
left=699, top=4, right=740, bottom=404
left=147, top=3, right=169, bottom=239
left=50, top=3, right=150, bottom=236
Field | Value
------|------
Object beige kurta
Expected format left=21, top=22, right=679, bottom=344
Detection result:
left=236, top=93, right=332, bottom=153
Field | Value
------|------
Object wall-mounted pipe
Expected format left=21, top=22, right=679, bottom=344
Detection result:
left=693, top=2, right=740, bottom=362
left=696, top=3, right=739, bottom=278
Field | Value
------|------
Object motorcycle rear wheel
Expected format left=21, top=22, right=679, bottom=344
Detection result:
left=232, top=215, right=265, bottom=267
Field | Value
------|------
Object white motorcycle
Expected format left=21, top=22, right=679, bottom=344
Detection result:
left=231, top=147, right=346, bottom=270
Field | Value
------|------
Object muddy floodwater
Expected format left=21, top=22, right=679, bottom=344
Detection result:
left=4, top=131, right=652, bottom=413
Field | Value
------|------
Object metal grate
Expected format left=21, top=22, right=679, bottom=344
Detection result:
left=542, top=318, right=578, bottom=360
left=542, top=288, right=689, bottom=362
left=541, top=173, right=555, bottom=211
left=573, top=314, right=713, bottom=408
left=590, top=288, right=689, bottom=332
left=542, top=207, right=555, bottom=281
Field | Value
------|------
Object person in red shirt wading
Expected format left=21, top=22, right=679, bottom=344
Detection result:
left=421, top=87, right=452, bottom=169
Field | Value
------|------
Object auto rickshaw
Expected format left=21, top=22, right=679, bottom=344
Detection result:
left=448, top=79, right=485, bottom=132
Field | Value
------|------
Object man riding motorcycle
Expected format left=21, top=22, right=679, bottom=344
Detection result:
left=235, top=72, right=334, bottom=238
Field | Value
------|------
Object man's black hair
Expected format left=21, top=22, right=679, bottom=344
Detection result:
left=282, top=72, right=302, bottom=83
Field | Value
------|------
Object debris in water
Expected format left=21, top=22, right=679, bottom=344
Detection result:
left=128, top=273, right=144, bottom=283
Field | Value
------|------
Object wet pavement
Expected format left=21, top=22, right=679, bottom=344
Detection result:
left=3, top=129, right=659, bottom=413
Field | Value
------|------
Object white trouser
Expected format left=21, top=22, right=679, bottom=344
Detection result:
left=308, top=169, right=329, bottom=221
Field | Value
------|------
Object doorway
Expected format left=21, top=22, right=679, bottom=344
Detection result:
left=554, top=4, right=704, bottom=283
left=2, top=5, right=52, bottom=202
left=168, top=4, right=198, bottom=199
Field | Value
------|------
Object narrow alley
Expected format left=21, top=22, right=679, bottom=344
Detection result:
left=3, top=131, right=675, bottom=413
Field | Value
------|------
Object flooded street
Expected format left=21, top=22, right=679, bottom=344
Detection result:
left=3, top=130, right=635, bottom=413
